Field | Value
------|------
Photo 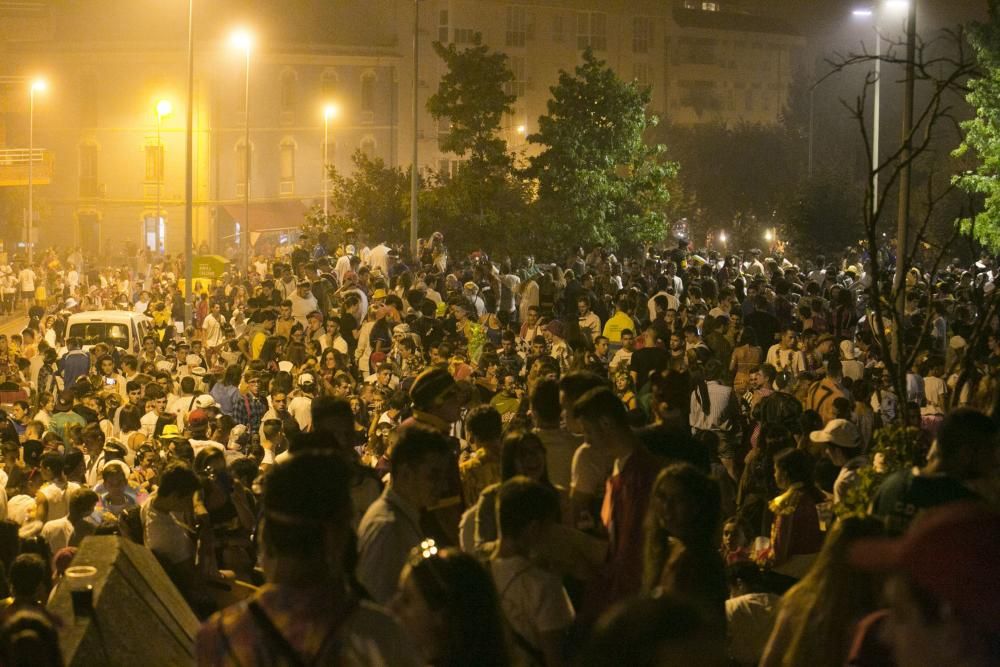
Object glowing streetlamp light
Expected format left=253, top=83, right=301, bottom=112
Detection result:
left=516, top=124, right=526, bottom=135
left=764, top=229, right=774, bottom=242
left=230, top=27, right=253, bottom=273
left=718, top=231, right=727, bottom=244
left=27, top=78, right=47, bottom=265
left=323, top=103, right=339, bottom=219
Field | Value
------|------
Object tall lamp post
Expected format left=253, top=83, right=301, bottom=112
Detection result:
left=155, top=100, right=172, bottom=254
left=323, top=103, right=339, bottom=220
left=852, top=0, right=911, bottom=217
left=28, top=78, right=47, bottom=266
left=184, top=0, right=195, bottom=327
left=231, top=28, right=253, bottom=276
left=410, top=0, right=420, bottom=261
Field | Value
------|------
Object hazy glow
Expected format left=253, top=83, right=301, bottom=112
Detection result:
left=885, top=0, right=909, bottom=12
left=230, top=28, right=254, bottom=52
left=764, top=229, right=774, bottom=242
left=30, top=78, right=47, bottom=93
left=324, top=103, right=339, bottom=120
left=851, top=8, right=873, bottom=17
left=156, top=99, right=173, bottom=117
left=516, top=125, right=526, bottom=135
left=718, top=231, right=727, bottom=244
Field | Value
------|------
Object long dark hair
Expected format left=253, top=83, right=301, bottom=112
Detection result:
left=407, top=547, right=510, bottom=667
left=643, top=463, right=721, bottom=592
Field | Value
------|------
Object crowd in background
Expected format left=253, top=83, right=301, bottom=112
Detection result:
left=0, top=228, right=994, bottom=666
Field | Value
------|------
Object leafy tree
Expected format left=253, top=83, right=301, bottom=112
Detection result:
left=527, top=49, right=677, bottom=254
left=307, top=150, right=410, bottom=244
left=426, top=36, right=516, bottom=173
left=422, top=35, right=533, bottom=255
left=955, top=1, right=1000, bottom=249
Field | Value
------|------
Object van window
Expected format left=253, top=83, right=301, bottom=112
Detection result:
left=69, top=322, right=130, bottom=349
left=131, top=321, right=139, bottom=350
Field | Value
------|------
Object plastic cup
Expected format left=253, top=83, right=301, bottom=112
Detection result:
left=65, top=565, right=97, bottom=617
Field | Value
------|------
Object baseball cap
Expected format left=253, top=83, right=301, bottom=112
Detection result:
left=193, top=394, right=217, bottom=409
left=463, top=281, right=478, bottom=292
left=159, top=424, right=183, bottom=440
left=849, top=502, right=1000, bottom=634
left=809, top=419, right=861, bottom=449
left=187, top=409, right=210, bottom=428
left=372, top=288, right=388, bottom=300
left=298, top=373, right=315, bottom=387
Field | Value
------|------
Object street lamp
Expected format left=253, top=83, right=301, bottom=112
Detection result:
left=852, top=0, right=910, bottom=217
left=183, top=0, right=195, bottom=327
left=231, top=27, right=253, bottom=275
left=323, top=103, right=339, bottom=220
left=27, top=78, right=46, bottom=265
left=155, top=100, right=172, bottom=254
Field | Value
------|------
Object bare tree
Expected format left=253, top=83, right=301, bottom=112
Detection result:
left=821, top=26, right=996, bottom=419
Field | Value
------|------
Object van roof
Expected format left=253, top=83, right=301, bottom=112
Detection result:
left=67, top=310, right=151, bottom=323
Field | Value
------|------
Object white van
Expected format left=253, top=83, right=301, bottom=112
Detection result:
left=66, top=310, right=152, bottom=356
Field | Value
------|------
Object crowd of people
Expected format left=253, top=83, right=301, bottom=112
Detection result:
left=0, top=228, right=995, bottom=666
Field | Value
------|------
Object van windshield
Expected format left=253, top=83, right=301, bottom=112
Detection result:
left=69, top=322, right=129, bottom=349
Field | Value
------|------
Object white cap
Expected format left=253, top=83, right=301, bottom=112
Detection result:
left=298, top=373, right=315, bottom=386
left=193, top=394, right=217, bottom=409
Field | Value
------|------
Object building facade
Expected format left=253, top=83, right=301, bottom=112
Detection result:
left=0, top=0, right=801, bottom=257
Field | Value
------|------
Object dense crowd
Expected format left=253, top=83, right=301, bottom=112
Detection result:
left=0, top=229, right=995, bottom=666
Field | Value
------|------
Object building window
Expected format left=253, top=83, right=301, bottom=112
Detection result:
left=439, top=9, right=449, bottom=43
left=577, top=12, right=606, bottom=51
left=236, top=141, right=252, bottom=194
left=143, top=215, right=165, bottom=253
left=438, top=116, right=451, bottom=136
left=634, top=63, right=652, bottom=89
left=506, top=6, right=527, bottom=47
left=633, top=17, right=652, bottom=54
left=454, top=28, right=477, bottom=44
left=280, top=140, right=296, bottom=194
left=321, top=70, right=339, bottom=98
left=80, top=72, right=98, bottom=128
left=552, top=13, right=565, bottom=42
left=145, top=144, right=164, bottom=182
left=360, top=136, right=376, bottom=160
left=80, top=144, right=99, bottom=197
left=360, top=72, right=376, bottom=116
left=505, top=56, right=526, bottom=98
left=279, top=70, right=298, bottom=113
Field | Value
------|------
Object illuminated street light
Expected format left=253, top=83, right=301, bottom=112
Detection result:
left=764, top=229, right=774, bottom=242
left=852, top=8, right=873, bottom=17
left=156, top=99, right=173, bottom=118
left=885, top=0, right=909, bottom=11
left=28, top=78, right=47, bottom=265
left=323, top=103, right=339, bottom=219
left=231, top=27, right=254, bottom=273
left=718, top=231, right=727, bottom=244
left=516, top=124, right=526, bottom=135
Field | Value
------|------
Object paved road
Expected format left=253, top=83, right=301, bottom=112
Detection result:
left=0, top=316, right=29, bottom=337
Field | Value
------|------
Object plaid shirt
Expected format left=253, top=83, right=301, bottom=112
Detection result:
left=232, top=391, right=268, bottom=434
left=196, top=584, right=419, bottom=666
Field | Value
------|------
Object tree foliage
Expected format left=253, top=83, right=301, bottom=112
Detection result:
left=527, top=49, right=677, bottom=254
left=955, top=0, right=1000, bottom=249
left=427, top=36, right=516, bottom=173
left=308, top=150, right=410, bottom=243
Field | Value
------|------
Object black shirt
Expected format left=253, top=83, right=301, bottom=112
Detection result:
left=630, top=346, right=670, bottom=391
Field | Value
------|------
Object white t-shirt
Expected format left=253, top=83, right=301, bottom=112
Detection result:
left=141, top=494, right=195, bottom=565
left=288, top=396, right=313, bottom=432
left=491, top=555, right=575, bottom=651
left=41, top=516, right=75, bottom=553
left=18, top=268, right=35, bottom=292
left=570, top=442, right=613, bottom=497
left=39, top=481, right=80, bottom=521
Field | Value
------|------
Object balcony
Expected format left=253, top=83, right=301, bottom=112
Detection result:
left=0, top=148, right=52, bottom=187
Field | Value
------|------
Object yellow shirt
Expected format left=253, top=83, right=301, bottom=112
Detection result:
left=602, top=311, right=636, bottom=343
